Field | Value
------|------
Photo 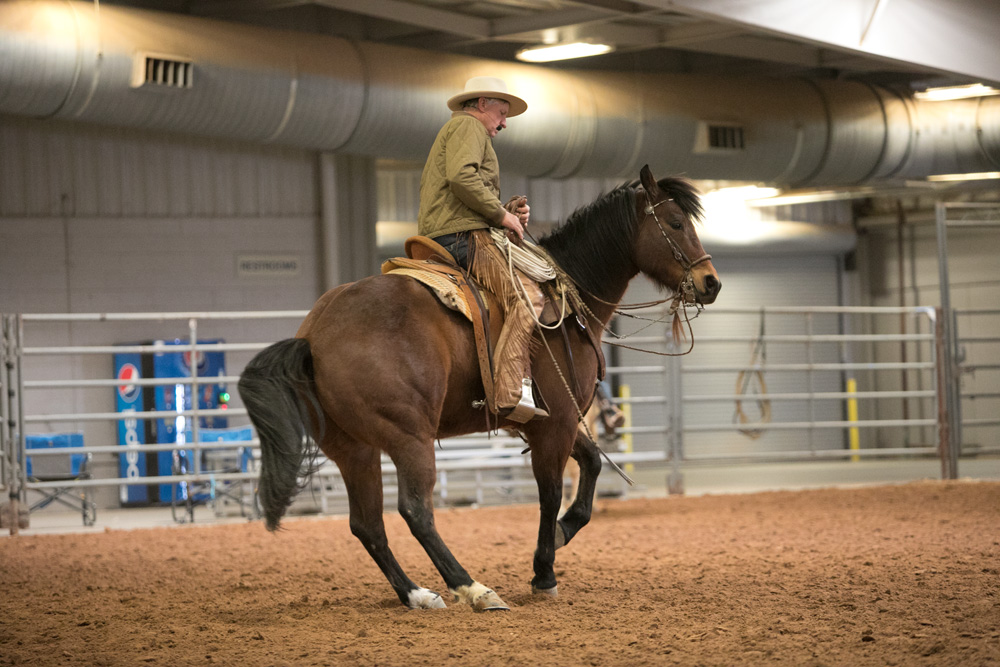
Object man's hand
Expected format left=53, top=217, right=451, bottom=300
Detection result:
left=501, top=210, right=524, bottom=242
left=502, top=196, right=530, bottom=243
left=512, top=196, right=530, bottom=227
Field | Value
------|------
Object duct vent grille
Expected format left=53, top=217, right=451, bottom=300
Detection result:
left=709, top=125, right=744, bottom=149
left=132, top=54, right=193, bottom=89
left=694, top=121, right=745, bottom=153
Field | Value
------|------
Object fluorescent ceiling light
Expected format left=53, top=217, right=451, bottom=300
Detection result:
left=710, top=185, right=781, bottom=200
left=926, top=171, right=1000, bottom=182
left=914, top=83, right=1000, bottom=101
left=516, top=42, right=613, bottom=63
left=745, top=188, right=875, bottom=207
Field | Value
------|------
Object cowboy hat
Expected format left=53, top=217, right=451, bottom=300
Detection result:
left=447, top=76, right=528, bottom=117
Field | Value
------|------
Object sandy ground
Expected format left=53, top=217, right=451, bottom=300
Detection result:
left=1, top=480, right=998, bottom=666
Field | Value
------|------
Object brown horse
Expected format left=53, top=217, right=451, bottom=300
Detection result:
left=238, top=165, right=720, bottom=611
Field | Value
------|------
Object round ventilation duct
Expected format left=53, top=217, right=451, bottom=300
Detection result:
left=1, top=1, right=999, bottom=185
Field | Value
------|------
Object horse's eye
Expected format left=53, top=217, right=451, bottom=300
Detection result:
left=669, top=217, right=683, bottom=230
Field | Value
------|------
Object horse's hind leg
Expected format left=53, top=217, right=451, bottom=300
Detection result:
left=555, top=430, right=603, bottom=550
left=334, top=442, right=445, bottom=610
left=389, top=442, right=509, bottom=611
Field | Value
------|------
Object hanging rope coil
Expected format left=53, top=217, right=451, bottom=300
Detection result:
left=733, top=310, right=771, bottom=439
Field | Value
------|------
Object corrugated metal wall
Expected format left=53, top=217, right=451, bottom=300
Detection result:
left=0, top=115, right=323, bottom=506
left=0, top=116, right=316, bottom=218
left=0, top=115, right=322, bottom=315
left=863, top=218, right=999, bottom=450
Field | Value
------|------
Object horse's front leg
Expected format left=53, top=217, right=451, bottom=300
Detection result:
left=555, top=430, right=602, bottom=549
left=527, top=430, right=575, bottom=596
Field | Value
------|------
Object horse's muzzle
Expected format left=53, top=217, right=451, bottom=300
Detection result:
left=693, top=266, right=722, bottom=305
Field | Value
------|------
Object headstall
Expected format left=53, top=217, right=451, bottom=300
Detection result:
left=643, top=191, right=713, bottom=272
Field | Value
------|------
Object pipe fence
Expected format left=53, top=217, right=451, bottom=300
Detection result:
left=1, top=303, right=964, bottom=534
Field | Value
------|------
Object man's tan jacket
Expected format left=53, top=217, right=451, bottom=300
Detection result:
left=418, top=112, right=507, bottom=239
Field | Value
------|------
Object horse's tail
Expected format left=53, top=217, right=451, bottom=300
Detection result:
left=238, top=338, right=323, bottom=532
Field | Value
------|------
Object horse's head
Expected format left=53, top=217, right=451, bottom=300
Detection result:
left=635, top=165, right=721, bottom=305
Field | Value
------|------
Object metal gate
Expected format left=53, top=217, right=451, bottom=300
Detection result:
left=602, top=304, right=953, bottom=493
left=936, top=201, right=1000, bottom=466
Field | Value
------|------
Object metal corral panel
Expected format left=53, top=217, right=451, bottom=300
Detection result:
left=0, top=115, right=317, bottom=218
left=614, top=254, right=843, bottom=459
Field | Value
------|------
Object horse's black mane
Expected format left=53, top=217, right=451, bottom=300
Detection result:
left=538, top=176, right=703, bottom=301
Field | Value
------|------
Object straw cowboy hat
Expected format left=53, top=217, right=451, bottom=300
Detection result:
left=447, top=76, right=528, bottom=117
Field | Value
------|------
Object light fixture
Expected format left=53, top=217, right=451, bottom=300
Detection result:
left=926, top=171, right=1000, bottom=182
left=745, top=188, right=875, bottom=207
left=711, top=185, right=781, bottom=200
left=914, top=83, right=1000, bottom=101
left=516, top=42, right=613, bottom=63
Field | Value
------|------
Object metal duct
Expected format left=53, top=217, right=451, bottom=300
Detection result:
left=2, top=1, right=999, bottom=185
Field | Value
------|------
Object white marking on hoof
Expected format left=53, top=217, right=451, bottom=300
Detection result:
left=532, top=584, right=558, bottom=598
left=554, top=523, right=567, bottom=550
left=407, top=587, right=446, bottom=609
left=450, top=581, right=510, bottom=612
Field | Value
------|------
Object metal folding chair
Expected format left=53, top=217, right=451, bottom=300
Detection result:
left=171, top=426, right=259, bottom=523
left=26, top=433, right=97, bottom=526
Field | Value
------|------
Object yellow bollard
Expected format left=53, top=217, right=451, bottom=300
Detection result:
left=620, top=384, right=633, bottom=474
left=847, top=378, right=860, bottom=462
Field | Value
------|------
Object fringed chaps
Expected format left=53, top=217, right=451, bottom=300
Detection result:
left=468, top=229, right=544, bottom=411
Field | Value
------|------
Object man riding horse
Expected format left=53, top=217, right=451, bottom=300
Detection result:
left=418, top=76, right=547, bottom=423
left=239, top=73, right=721, bottom=611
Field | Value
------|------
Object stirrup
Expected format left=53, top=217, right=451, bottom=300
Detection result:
left=502, top=379, right=549, bottom=423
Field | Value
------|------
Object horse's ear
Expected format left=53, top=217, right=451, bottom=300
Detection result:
left=639, top=164, right=658, bottom=194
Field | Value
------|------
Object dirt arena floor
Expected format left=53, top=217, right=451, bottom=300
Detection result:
left=1, top=480, right=998, bottom=666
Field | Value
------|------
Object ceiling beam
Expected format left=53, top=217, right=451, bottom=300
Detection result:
left=490, top=8, right=619, bottom=38
left=673, top=35, right=824, bottom=68
left=635, top=0, right=1000, bottom=85
left=561, top=0, right=649, bottom=14
left=311, top=0, right=491, bottom=39
left=657, top=21, right=746, bottom=48
left=195, top=0, right=313, bottom=15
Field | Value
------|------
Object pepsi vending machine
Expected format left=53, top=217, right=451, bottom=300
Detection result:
left=114, top=340, right=228, bottom=505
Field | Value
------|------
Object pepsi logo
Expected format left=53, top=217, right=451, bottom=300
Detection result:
left=117, top=363, right=141, bottom=401
left=182, top=349, right=206, bottom=371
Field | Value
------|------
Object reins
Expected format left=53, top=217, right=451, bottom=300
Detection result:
left=551, top=188, right=712, bottom=358
left=488, top=185, right=712, bottom=484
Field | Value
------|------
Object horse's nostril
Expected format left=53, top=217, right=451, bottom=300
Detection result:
left=704, top=274, right=720, bottom=294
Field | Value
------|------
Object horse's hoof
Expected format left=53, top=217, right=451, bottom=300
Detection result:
left=407, top=587, right=447, bottom=610
left=532, top=584, right=558, bottom=598
left=472, top=588, right=509, bottom=611
left=451, top=582, right=510, bottom=612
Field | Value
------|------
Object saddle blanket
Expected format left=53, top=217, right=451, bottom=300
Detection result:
left=381, top=258, right=472, bottom=321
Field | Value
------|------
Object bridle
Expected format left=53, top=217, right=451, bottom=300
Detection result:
left=516, top=184, right=715, bottom=453
left=643, top=190, right=712, bottom=272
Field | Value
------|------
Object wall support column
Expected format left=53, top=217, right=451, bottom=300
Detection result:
left=318, top=153, right=378, bottom=289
